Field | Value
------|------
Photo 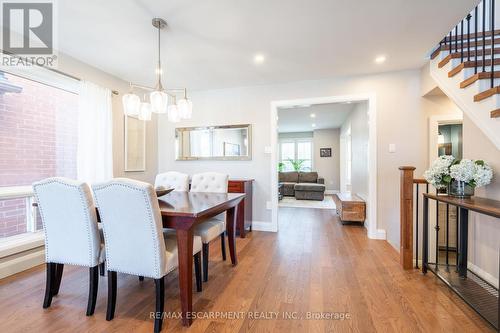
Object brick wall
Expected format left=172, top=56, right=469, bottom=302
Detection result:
left=0, top=73, right=78, bottom=237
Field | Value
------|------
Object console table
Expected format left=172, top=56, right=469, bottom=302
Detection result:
left=422, top=194, right=500, bottom=330
left=228, top=179, right=254, bottom=238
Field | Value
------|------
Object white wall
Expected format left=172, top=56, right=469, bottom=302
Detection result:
left=158, top=69, right=429, bottom=244
left=340, top=102, right=369, bottom=199
left=463, top=114, right=500, bottom=286
left=313, top=129, right=340, bottom=191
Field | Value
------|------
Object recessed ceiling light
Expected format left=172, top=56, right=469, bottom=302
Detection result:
left=375, top=55, right=386, bottom=64
left=254, top=54, right=265, bottom=64
left=312, top=123, right=316, bottom=128
left=345, top=101, right=352, bottom=104
left=310, top=113, right=316, bottom=118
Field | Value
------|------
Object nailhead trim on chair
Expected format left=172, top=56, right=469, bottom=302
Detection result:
left=33, top=178, right=101, bottom=267
left=93, top=181, right=163, bottom=278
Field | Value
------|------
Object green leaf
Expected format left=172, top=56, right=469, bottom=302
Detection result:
left=443, top=175, right=452, bottom=183
left=475, top=160, right=485, bottom=166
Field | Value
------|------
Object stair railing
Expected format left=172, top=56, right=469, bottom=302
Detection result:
left=435, top=0, right=497, bottom=88
left=398, top=167, right=429, bottom=269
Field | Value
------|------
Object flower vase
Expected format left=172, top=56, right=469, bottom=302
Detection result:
left=448, top=180, right=475, bottom=198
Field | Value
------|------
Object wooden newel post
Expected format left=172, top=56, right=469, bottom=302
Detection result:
left=399, top=166, right=416, bottom=270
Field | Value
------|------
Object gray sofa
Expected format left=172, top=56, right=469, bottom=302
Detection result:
left=278, top=172, right=326, bottom=201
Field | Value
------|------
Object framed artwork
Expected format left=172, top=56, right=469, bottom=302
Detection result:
left=320, top=148, right=332, bottom=157
left=124, top=115, right=146, bottom=171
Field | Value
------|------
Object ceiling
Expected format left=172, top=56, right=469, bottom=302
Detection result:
left=40, top=1, right=478, bottom=89
left=278, top=102, right=362, bottom=133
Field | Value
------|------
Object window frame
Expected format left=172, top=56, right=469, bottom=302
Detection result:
left=0, top=66, right=79, bottom=252
left=278, top=137, right=314, bottom=172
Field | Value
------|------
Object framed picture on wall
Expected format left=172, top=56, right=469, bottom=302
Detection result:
left=320, top=148, right=332, bottom=157
left=124, top=115, right=146, bottom=172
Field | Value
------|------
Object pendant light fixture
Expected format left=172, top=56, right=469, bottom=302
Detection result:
left=122, top=18, right=192, bottom=121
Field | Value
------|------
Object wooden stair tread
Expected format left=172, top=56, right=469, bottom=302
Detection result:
left=474, top=86, right=500, bottom=102
left=448, top=58, right=500, bottom=77
left=438, top=48, right=500, bottom=68
left=460, top=71, right=500, bottom=88
left=491, top=109, right=500, bottom=118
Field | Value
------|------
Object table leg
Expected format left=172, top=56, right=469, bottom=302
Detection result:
left=176, top=228, right=194, bottom=326
left=458, top=207, right=469, bottom=278
left=226, top=206, right=238, bottom=266
left=422, top=196, right=429, bottom=274
left=238, top=200, right=246, bottom=238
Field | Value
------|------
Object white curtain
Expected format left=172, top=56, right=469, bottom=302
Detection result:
left=77, top=81, right=113, bottom=184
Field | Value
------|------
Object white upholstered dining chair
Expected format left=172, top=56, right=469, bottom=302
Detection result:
left=32, top=177, right=104, bottom=316
left=154, top=171, right=189, bottom=191
left=191, top=172, right=228, bottom=282
left=92, top=178, right=202, bottom=333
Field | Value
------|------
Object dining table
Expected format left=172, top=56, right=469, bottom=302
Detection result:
left=157, top=191, right=245, bottom=326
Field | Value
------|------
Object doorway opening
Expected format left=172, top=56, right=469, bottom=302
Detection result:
left=270, top=94, right=381, bottom=239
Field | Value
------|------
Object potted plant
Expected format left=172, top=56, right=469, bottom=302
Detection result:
left=424, top=155, right=493, bottom=198
left=287, top=158, right=305, bottom=172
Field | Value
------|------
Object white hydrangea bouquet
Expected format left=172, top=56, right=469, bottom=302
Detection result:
left=424, top=155, right=493, bottom=197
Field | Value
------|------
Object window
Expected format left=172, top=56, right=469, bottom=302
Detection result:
left=279, top=138, right=313, bottom=172
left=0, top=71, right=79, bottom=239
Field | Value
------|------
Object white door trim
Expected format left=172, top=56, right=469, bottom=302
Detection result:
left=270, top=93, right=382, bottom=239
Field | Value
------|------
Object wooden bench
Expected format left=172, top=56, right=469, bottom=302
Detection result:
left=333, top=193, right=366, bottom=224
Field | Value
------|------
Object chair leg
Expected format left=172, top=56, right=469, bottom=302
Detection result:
left=86, top=266, right=99, bottom=316
left=43, top=263, right=55, bottom=308
left=220, top=234, right=227, bottom=261
left=202, top=243, right=209, bottom=282
left=106, top=271, right=117, bottom=321
left=154, top=277, right=165, bottom=333
left=99, top=262, right=105, bottom=276
left=52, top=263, right=64, bottom=296
left=139, top=276, right=144, bottom=281
left=194, top=252, right=202, bottom=292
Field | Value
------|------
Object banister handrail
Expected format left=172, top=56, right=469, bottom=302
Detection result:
left=413, top=178, right=428, bottom=184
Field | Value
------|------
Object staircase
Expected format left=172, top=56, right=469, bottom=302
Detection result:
left=430, top=0, right=500, bottom=150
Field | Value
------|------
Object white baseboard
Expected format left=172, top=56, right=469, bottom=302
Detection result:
left=252, top=221, right=277, bottom=232
left=0, top=249, right=45, bottom=279
left=368, top=228, right=386, bottom=240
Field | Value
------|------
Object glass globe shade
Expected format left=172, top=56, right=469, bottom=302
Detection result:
left=167, top=104, right=180, bottom=123
left=139, top=102, right=152, bottom=121
left=122, top=93, right=140, bottom=116
left=178, top=98, right=193, bottom=119
left=150, top=90, right=168, bottom=114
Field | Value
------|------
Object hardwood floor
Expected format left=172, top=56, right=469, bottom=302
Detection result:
left=0, top=207, right=493, bottom=332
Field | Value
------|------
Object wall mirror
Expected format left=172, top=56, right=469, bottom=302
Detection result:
left=124, top=116, right=146, bottom=171
left=175, top=124, right=252, bottom=160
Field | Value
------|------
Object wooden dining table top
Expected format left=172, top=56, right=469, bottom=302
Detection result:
left=157, top=191, right=245, bottom=218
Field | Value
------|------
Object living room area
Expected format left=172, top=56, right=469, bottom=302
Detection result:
left=276, top=100, right=369, bottom=225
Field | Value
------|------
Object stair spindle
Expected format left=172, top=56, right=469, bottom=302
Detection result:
left=475, top=6, right=479, bottom=73
left=483, top=0, right=487, bottom=72
left=461, top=19, right=464, bottom=62
left=467, top=14, right=472, bottom=62
left=455, top=25, right=458, bottom=52
left=492, top=0, right=496, bottom=88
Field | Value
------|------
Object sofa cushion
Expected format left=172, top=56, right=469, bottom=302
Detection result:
left=298, top=172, right=318, bottom=183
left=295, top=191, right=324, bottom=201
left=294, top=183, right=325, bottom=192
left=280, top=182, right=296, bottom=196
left=279, top=172, right=299, bottom=183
